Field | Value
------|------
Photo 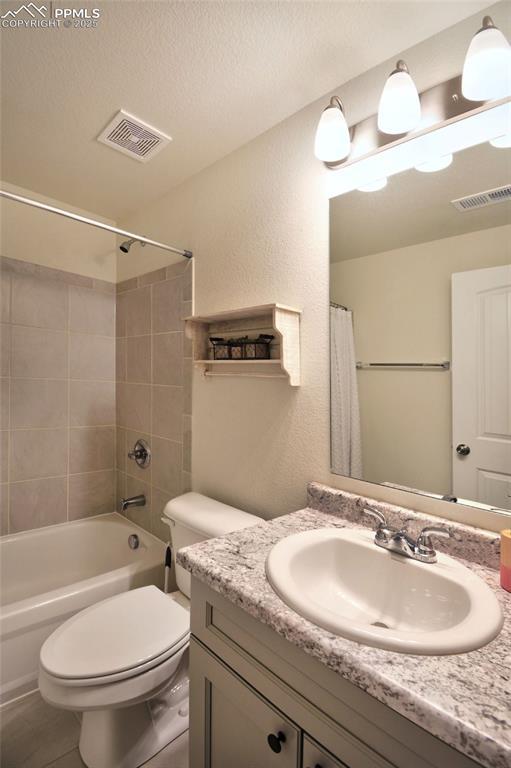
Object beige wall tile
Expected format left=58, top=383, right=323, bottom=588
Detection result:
left=0, top=483, right=7, bottom=535
left=138, top=268, right=166, bottom=287
left=152, top=385, right=183, bottom=441
left=10, top=428, right=68, bottom=481
left=117, top=277, right=138, bottom=293
left=70, top=381, right=115, bottom=426
left=12, top=326, right=67, bottom=379
left=9, top=477, right=67, bottom=533
left=69, top=286, right=115, bottom=336
left=116, top=337, right=127, bottom=382
left=126, top=286, right=151, bottom=336
left=0, top=379, right=8, bottom=429
left=126, top=335, right=151, bottom=383
left=116, top=382, right=151, bottom=432
left=183, top=358, right=192, bottom=415
left=1, top=270, right=10, bottom=323
left=152, top=437, right=182, bottom=495
left=182, top=262, right=193, bottom=302
left=0, top=324, right=10, bottom=377
left=11, top=274, right=68, bottom=330
left=152, top=277, right=182, bottom=333
left=152, top=332, right=183, bottom=386
left=116, top=427, right=126, bottom=471
left=165, top=261, right=188, bottom=280
left=183, top=414, right=191, bottom=472
left=116, top=292, right=127, bottom=337
left=70, top=426, right=115, bottom=474
left=125, top=475, right=151, bottom=532
left=70, top=334, right=115, bottom=381
left=11, top=379, right=68, bottom=428
left=182, top=470, right=191, bottom=493
left=69, top=469, right=114, bottom=520
left=0, top=430, right=7, bottom=483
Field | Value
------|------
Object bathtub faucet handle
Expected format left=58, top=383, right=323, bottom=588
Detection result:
left=127, top=439, right=151, bottom=469
left=120, top=495, right=146, bottom=513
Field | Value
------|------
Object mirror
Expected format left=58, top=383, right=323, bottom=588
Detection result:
left=329, top=140, right=511, bottom=514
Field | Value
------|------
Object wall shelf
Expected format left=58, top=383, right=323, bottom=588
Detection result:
left=185, top=303, right=301, bottom=386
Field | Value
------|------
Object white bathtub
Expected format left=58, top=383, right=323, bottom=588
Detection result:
left=0, top=513, right=166, bottom=705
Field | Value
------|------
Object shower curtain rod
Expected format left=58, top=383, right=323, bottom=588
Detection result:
left=0, top=189, right=193, bottom=259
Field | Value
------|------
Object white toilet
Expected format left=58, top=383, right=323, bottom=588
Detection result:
left=38, top=493, right=260, bottom=768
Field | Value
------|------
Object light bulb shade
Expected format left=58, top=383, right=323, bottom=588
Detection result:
left=462, top=22, right=511, bottom=101
left=377, top=64, right=421, bottom=135
left=314, top=101, right=351, bottom=162
left=490, top=133, right=511, bottom=148
left=415, top=154, right=453, bottom=173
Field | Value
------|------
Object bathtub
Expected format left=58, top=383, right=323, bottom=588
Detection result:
left=0, top=513, right=166, bottom=705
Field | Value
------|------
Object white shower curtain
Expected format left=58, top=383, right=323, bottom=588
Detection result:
left=330, top=306, right=362, bottom=478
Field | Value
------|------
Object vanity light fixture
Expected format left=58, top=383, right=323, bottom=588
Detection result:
left=415, top=154, right=453, bottom=173
left=462, top=16, right=511, bottom=102
left=377, top=60, right=421, bottom=135
left=314, top=96, right=351, bottom=164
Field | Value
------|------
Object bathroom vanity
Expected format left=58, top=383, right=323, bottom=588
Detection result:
left=178, top=484, right=510, bottom=768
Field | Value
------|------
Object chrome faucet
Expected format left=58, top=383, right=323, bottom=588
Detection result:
left=120, top=494, right=146, bottom=513
left=362, top=506, right=450, bottom=564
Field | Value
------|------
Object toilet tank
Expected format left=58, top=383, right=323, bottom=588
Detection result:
left=163, top=493, right=261, bottom=597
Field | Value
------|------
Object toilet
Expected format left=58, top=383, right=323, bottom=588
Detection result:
left=38, top=493, right=260, bottom=768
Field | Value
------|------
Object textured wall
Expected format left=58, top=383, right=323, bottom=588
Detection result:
left=0, top=257, right=116, bottom=535
left=115, top=261, right=193, bottom=541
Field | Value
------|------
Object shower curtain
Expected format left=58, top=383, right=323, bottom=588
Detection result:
left=330, top=306, right=362, bottom=478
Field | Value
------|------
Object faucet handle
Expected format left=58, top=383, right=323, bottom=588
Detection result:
left=362, top=506, right=387, bottom=529
left=416, top=526, right=451, bottom=557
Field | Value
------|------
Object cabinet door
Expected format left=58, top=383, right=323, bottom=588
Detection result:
left=190, top=638, right=299, bottom=768
left=303, top=736, right=349, bottom=768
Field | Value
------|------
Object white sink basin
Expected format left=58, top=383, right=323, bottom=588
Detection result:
left=265, top=527, right=503, bottom=655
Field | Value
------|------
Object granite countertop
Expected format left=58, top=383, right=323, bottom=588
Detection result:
left=178, top=500, right=511, bottom=768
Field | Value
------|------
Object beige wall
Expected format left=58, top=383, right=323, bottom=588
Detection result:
left=330, top=224, right=511, bottom=495
left=0, top=182, right=117, bottom=282
left=111, top=7, right=511, bottom=533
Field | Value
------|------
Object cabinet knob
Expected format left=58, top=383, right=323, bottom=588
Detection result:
left=267, top=731, right=286, bottom=753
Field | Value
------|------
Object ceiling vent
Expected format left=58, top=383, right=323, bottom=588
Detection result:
left=451, top=184, right=511, bottom=212
left=97, top=110, right=172, bottom=163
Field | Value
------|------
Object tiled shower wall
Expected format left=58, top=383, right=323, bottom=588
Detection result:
left=115, top=260, right=192, bottom=541
left=0, top=257, right=116, bottom=535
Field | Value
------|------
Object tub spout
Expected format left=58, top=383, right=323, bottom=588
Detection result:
left=120, top=495, right=146, bottom=512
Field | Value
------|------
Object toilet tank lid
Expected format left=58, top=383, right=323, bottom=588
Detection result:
left=163, top=492, right=260, bottom=538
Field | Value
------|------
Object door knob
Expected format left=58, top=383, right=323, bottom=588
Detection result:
left=456, top=443, right=471, bottom=456
left=267, top=731, right=286, bottom=753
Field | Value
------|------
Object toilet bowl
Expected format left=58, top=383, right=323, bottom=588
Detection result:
left=38, top=493, right=260, bottom=768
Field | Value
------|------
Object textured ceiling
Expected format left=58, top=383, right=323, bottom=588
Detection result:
left=0, top=0, right=493, bottom=220
left=330, top=142, right=511, bottom=262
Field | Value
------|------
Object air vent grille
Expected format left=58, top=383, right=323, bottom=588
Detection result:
left=451, top=185, right=511, bottom=212
left=97, top=110, right=171, bottom=163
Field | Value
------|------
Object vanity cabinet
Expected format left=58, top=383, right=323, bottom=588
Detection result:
left=189, top=579, right=483, bottom=768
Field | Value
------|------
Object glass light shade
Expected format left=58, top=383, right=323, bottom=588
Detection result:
left=490, top=133, right=511, bottom=148
left=415, top=154, right=453, bottom=173
left=377, top=65, right=421, bottom=135
left=314, top=102, right=351, bottom=163
left=357, top=177, right=387, bottom=192
left=462, top=23, right=511, bottom=101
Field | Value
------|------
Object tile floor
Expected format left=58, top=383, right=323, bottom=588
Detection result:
left=0, top=691, right=189, bottom=768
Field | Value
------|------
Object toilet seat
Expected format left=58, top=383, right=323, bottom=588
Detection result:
left=40, top=586, right=190, bottom=685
